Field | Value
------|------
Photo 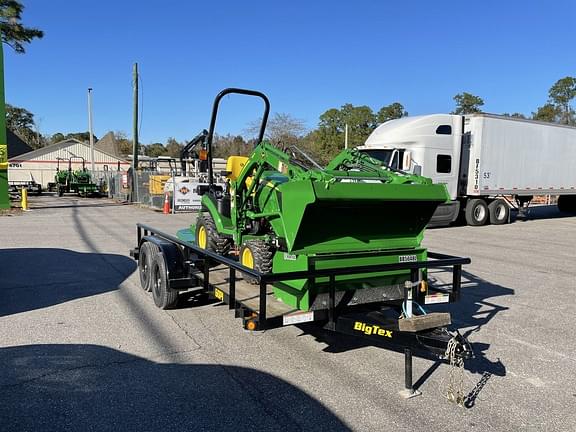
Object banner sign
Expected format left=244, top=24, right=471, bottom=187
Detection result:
left=174, top=182, right=203, bottom=212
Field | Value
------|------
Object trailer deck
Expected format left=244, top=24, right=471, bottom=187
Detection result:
left=199, top=264, right=298, bottom=319
left=131, top=223, right=473, bottom=400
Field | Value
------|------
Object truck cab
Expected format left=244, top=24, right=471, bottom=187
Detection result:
left=358, top=114, right=464, bottom=225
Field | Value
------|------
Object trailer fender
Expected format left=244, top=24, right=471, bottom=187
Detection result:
left=140, top=236, right=185, bottom=281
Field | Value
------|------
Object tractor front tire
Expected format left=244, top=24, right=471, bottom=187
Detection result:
left=195, top=214, right=232, bottom=255
left=150, top=252, right=179, bottom=309
left=239, top=240, right=274, bottom=284
left=138, top=241, right=157, bottom=292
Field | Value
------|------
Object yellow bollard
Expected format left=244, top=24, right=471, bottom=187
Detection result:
left=21, top=188, right=28, bottom=210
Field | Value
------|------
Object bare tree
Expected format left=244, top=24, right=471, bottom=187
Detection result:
left=246, top=112, right=307, bottom=147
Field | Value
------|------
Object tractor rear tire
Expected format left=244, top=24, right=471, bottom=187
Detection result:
left=195, top=213, right=232, bottom=255
left=239, top=240, right=274, bottom=284
left=465, top=199, right=489, bottom=226
left=151, top=252, right=179, bottom=309
left=138, top=241, right=157, bottom=292
left=488, top=199, right=509, bottom=225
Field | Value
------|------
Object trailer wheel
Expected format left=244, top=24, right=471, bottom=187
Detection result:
left=240, top=240, right=274, bottom=284
left=195, top=213, right=232, bottom=255
left=151, top=252, right=179, bottom=309
left=138, top=241, right=157, bottom=292
left=488, top=199, right=509, bottom=225
left=465, top=199, right=489, bottom=226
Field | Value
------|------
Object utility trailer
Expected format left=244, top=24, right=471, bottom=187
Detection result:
left=360, top=114, right=576, bottom=226
left=8, top=179, right=42, bottom=196
left=131, top=223, right=472, bottom=399
left=129, top=88, right=477, bottom=401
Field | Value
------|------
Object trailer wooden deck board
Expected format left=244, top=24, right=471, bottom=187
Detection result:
left=201, top=265, right=298, bottom=318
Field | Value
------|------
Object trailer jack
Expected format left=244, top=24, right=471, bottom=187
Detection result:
left=401, top=330, right=473, bottom=401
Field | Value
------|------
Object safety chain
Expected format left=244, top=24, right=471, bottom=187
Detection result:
left=444, top=336, right=465, bottom=406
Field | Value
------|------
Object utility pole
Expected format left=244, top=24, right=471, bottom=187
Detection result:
left=0, top=39, right=9, bottom=209
left=131, top=63, right=139, bottom=202
left=132, top=63, right=139, bottom=170
left=88, top=88, right=95, bottom=172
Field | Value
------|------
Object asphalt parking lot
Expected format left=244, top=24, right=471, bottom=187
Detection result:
left=1, top=194, right=575, bottom=431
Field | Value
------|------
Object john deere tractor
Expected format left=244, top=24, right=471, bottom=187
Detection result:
left=55, top=156, right=100, bottom=197
left=177, top=89, right=450, bottom=312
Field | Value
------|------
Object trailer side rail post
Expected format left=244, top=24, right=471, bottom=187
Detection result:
left=203, top=258, right=210, bottom=291
left=229, top=267, right=236, bottom=310
left=259, top=279, right=267, bottom=329
left=452, top=264, right=462, bottom=302
left=327, top=275, right=336, bottom=330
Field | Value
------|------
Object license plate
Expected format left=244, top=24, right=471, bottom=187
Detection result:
left=424, top=293, right=450, bottom=304
left=283, top=311, right=314, bottom=326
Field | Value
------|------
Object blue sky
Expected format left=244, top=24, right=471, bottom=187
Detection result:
left=5, top=0, right=576, bottom=144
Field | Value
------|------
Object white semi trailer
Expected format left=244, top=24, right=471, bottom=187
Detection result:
left=358, top=113, right=576, bottom=226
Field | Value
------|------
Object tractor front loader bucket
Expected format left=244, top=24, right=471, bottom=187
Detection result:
left=279, top=180, right=449, bottom=255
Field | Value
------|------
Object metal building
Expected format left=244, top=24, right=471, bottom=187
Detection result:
left=8, top=138, right=130, bottom=187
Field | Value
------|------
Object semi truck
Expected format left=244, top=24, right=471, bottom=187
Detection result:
left=358, top=114, right=576, bottom=226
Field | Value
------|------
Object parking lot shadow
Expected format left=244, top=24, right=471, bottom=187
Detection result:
left=0, top=344, right=349, bottom=432
left=513, top=204, right=575, bottom=221
left=0, top=248, right=136, bottom=317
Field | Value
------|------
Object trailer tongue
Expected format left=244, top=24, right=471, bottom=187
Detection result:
left=131, top=88, right=474, bottom=402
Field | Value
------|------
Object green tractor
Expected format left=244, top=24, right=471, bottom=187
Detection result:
left=55, top=157, right=100, bottom=197
left=179, top=89, right=450, bottom=312
left=54, top=157, right=71, bottom=196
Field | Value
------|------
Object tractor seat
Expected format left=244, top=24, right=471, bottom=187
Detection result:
left=226, top=156, right=249, bottom=181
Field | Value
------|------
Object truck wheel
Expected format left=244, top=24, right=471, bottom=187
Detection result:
left=151, top=252, right=179, bottom=309
left=195, top=213, right=232, bottom=255
left=138, top=241, right=157, bottom=292
left=488, top=199, right=509, bottom=225
left=239, top=240, right=274, bottom=284
left=465, top=199, right=489, bottom=226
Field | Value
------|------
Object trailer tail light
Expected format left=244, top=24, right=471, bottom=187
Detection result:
left=246, top=320, right=257, bottom=331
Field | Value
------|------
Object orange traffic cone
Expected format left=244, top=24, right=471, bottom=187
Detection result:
left=163, top=192, right=170, bottom=214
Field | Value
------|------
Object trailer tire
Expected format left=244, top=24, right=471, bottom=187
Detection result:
left=138, top=241, right=157, bottom=292
left=465, top=199, right=489, bottom=226
left=488, top=199, right=509, bottom=225
left=196, top=213, right=232, bottom=255
left=151, top=252, right=179, bottom=309
left=240, top=240, right=274, bottom=284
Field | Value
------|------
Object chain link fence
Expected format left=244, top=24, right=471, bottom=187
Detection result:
left=104, top=170, right=176, bottom=211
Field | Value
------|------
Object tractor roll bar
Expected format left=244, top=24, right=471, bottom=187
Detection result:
left=206, top=88, right=271, bottom=186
